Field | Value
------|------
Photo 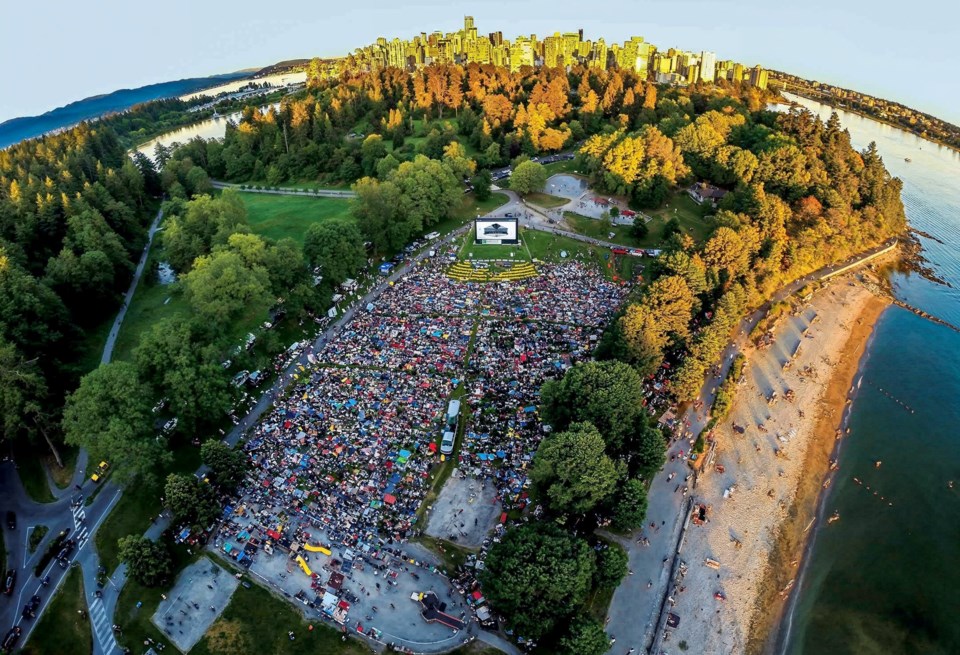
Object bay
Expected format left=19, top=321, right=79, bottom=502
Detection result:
left=778, top=94, right=960, bottom=655
left=0, top=72, right=250, bottom=150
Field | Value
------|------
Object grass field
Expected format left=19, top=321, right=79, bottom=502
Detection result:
left=645, top=192, right=714, bottom=243
left=542, top=159, right=582, bottom=175
left=524, top=228, right=637, bottom=281
left=42, top=446, right=78, bottom=490
left=239, top=193, right=355, bottom=245
left=190, top=580, right=369, bottom=655
left=524, top=192, right=569, bottom=209
left=15, top=453, right=55, bottom=504
left=563, top=213, right=647, bottom=248
left=22, top=567, right=91, bottom=655
left=96, top=445, right=202, bottom=574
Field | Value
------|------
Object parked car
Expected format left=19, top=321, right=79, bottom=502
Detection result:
left=3, top=569, right=14, bottom=595
left=2, top=627, right=21, bottom=653
left=440, top=431, right=455, bottom=455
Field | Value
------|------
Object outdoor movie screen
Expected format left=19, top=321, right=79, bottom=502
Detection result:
left=475, top=217, right=519, bottom=244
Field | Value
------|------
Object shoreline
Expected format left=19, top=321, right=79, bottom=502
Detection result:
left=664, top=272, right=890, bottom=654
left=748, top=288, right=890, bottom=654
left=769, top=302, right=886, bottom=654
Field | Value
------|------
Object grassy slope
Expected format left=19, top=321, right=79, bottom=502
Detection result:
left=22, top=567, right=92, bottom=655
left=240, top=193, right=355, bottom=245
left=96, top=446, right=202, bottom=574
left=191, top=581, right=369, bottom=655
left=524, top=192, right=568, bottom=209
left=644, top=192, right=714, bottom=243
left=524, top=228, right=636, bottom=281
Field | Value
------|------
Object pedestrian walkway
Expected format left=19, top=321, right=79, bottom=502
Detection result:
left=89, top=596, right=120, bottom=654
left=72, top=505, right=89, bottom=549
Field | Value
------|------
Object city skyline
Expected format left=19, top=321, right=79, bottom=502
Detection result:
left=2, top=0, right=958, bottom=125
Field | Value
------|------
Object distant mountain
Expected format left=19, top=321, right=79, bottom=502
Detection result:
left=0, top=71, right=250, bottom=149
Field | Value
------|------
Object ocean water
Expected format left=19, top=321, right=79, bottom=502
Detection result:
left=0, top=72, right=248, bottom=150
left=779, top=96, right=960, bottom=654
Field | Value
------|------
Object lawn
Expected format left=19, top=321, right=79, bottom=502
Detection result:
left=42, top=446, right=78, bottom=490
left=239, top=193, right=355, bottom=245
left=191, top=579, right=369, bottom=655
left=524, top=228, right=637, bottom=281
left=542, top=159, right=582, bottom=175
left=644, top=192, right=714, bottom=243
left=96, top=445, right=202, bottom=574
left=28, top=525, right=48, bottom=554
left=563, top=213, right=647, bottom=248
left=21, top=567, right=92, bottom=655
left=458, top=229, right=529, bottom=262
left=14, top=451, right=55, bottom=504
left=523, top=192, right=568, bottom=209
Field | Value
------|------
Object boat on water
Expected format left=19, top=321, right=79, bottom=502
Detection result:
left=905, top=157, right=912, bottom=162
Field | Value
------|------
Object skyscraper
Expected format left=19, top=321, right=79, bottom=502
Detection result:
left=700, top=51, right=716, bottom=84
left=464, top=16, right=474, bottom=32
left=750, top=65, right=768, bottom=89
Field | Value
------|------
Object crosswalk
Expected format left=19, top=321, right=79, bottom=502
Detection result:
left=71, top=505, right=89, bottom=548
left=89, top=596, right=119, bottom=654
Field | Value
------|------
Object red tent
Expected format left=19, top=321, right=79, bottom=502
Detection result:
left=384, top=494, right=396, bottom=505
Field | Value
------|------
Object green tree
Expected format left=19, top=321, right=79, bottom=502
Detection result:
left=62, top=362, right=169, bottom=485
left=631, top=217, right=650, bottom=239
left=540, top=361, right=645, bottom=454
left=352, top=177, right=410, bottom=253
left=360, top=135, right=388, bottom=177
left=117, top=536, right=172, bottom=587
left=611, top=477, right=650, bottom=530
left=510, top=160, right=547, bottom=195
left=391, top=155, right=462, bottom=229
left=200, top=440, right=247, bottom=491
left=164, top=473, right=220, bottom=528
left=594, top=541, right=629, bottom=588
left=181, top=249, right=272, bottom=326
left=480, top=524, right=595, bottom=639
left=161, top=191, right=249, bottom=272
left=531, top=422, right=621, bottom=515
left=559, top=618, right=609, bottom=655
left=471, top=170, right=492, bottom=202
left=134, top=318, right=231, bottom=433
left=303, top=219, right=366, bottom=286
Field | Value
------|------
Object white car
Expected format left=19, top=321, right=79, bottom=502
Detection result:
left=440, top=431, right=455, bottom=455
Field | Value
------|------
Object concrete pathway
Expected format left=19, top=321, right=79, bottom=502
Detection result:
left=603, top=239, right=898, bottom=654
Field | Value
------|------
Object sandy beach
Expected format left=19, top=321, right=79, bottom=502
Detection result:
left=663, top=273, right=890, bottom=655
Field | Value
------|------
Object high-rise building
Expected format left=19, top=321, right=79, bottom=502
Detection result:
left=749, top=65, right=768, bottom=89
left=510, top=38, right=535, bottom=71
left=464, top=16, right=474, bottom=32
left=699, top=51, right=716, bottom=83
left=593, top=38, right=607, bottom=70
left=544, top=33, right=562, bottom=67
left=489, top=31, right=503, bottom=47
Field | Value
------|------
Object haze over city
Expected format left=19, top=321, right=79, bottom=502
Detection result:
left=2, top=0, right=959, bottom=125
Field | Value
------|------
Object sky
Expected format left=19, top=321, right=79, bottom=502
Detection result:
left=2, top=0, right=958, bottom=125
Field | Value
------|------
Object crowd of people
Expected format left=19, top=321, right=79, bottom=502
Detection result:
left=237, top=257, right=629, bottom=545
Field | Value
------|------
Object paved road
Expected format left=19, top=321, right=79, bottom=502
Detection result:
left=603, top=239, right=898, bottom=654
left=2, top=207, right=168, bottom=654
left=494, top=188, right=634, bottom=252
left=211, top=180, right=357, bottom=199
left=102, top=208, right=165, bottom=365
